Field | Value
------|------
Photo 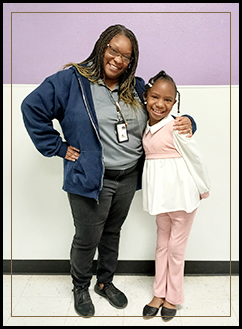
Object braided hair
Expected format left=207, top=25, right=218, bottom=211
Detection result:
left=144, top=70, right=180, bottom=114
left=62, top=24, right=140, bottom=108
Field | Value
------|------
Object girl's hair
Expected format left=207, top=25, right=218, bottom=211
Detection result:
left=62, top=24, right=140, bottom=108
left=144, top=70, right=180, bottom=113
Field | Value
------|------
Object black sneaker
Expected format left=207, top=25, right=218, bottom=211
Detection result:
left=72, top=287, right=95, bottom=317
left=94, top=282, right=128, bottom=309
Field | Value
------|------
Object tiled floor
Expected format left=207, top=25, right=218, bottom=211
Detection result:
left=3, top=274, right=239, bottom=326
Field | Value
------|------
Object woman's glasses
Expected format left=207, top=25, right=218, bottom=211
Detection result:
left=106, top=44, right=133, bottom=64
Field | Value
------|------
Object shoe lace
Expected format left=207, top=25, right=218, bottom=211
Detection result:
left=73, top=287, right=91, bottom=304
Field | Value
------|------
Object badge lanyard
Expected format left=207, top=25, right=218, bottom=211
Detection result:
left=105, top=87, right=129, bottom=143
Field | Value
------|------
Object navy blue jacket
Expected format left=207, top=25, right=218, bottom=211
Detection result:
left=21, top=66, right=196, bottom=200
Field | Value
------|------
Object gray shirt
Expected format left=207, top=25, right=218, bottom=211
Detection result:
left=90, top=80, right=148, bottom=170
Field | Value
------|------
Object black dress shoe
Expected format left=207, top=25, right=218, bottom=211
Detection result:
left=73, top=287, right=95, bottom=317
left=94, top=282, right=128, bottom=309
left=143, top=304, right=160, bottom=318
left=161, top=306, right=177, bottom=321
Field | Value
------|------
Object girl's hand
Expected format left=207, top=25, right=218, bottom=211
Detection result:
left=65, top=145, right=80, bottom=161
left=173, top=116, right=193, bottom=138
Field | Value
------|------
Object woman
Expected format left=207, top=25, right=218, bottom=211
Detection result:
left=21, top=24, right=196, bottom=317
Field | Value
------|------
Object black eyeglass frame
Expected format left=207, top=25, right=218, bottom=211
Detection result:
left=106, top=44, right=133, bottom=64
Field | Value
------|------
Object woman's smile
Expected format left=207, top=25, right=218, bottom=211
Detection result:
left=108, top=63, right=122, bottom=71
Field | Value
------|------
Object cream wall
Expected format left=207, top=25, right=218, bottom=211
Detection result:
left=3, top=84, right=239, bottom=261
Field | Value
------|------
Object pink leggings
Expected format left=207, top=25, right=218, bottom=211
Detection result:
left=154, top=209, right=197, bottom=305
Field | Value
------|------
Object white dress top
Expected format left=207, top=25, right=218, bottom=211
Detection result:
left=142, top=114, right=210, bottom=215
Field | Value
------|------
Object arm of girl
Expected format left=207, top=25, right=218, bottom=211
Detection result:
left=173, top=130, right=210, bottom=198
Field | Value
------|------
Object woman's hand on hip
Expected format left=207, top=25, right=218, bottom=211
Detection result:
left=65, top=146, right=80, bottom=161
left=173, top=116, right=193, bottom=138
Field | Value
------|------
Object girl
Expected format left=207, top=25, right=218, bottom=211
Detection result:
left=142, top=70, right=210, bottom=321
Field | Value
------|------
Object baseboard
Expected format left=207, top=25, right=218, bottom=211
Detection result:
left=3, top=260, right=239, bottom=275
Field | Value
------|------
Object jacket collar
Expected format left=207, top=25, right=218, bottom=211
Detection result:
left=73, top=66, right=99, bottom=129
left=134, top=77, right=145, bottom=103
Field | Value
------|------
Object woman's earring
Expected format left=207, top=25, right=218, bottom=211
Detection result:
left=125, top=63, right=131, bottom=73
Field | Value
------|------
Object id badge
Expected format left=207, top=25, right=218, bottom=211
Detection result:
left=115, top=122, right=129, bottom=143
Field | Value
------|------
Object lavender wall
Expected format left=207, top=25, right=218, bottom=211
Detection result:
left=3, top=3, right=239, bottom=85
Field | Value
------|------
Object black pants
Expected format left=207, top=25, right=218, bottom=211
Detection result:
left=67, top=164, right=138, bottom=288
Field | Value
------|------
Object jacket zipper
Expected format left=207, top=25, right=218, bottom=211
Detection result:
left=78, top=78, right=104, bottom=203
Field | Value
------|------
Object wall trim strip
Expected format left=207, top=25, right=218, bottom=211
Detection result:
left=3, top=260, right=239, bottom=275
